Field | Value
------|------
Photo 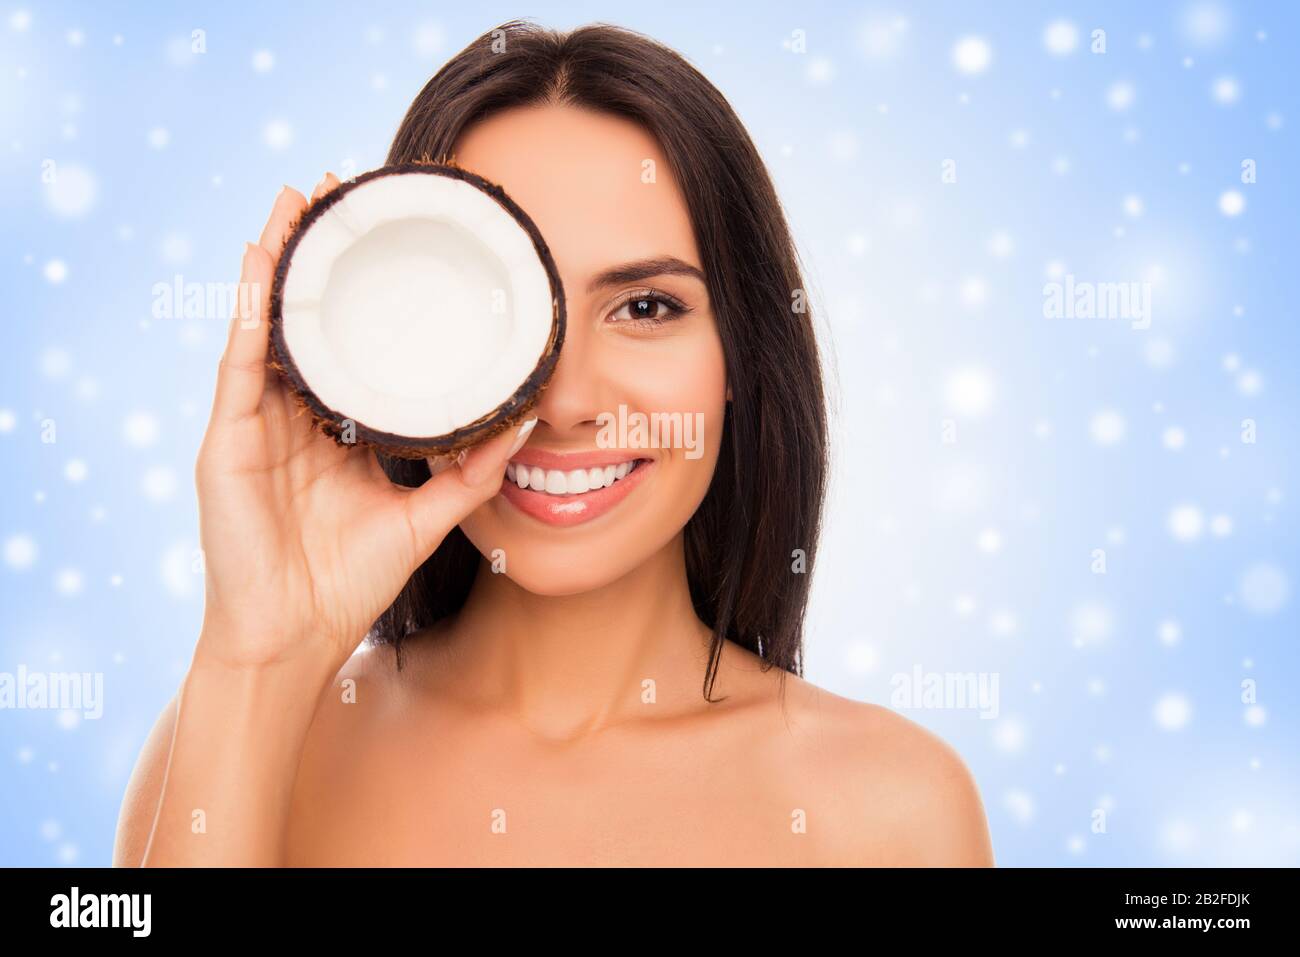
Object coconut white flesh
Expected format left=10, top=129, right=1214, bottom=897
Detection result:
left=279, top=172, right=553, bottom=440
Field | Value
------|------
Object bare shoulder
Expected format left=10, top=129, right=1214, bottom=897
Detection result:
left=800, top=681, right=994, bottom=866
left=717, top=646, right=994, bottom=866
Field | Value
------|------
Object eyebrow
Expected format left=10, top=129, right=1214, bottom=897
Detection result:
left=586, top=256, right=707, bottom=294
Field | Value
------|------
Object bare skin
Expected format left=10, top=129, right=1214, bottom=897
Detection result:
left=114, top=102, right=994, bottom=867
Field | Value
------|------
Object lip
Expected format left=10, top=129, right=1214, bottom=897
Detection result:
left=499, top=454, right=654, bottom=527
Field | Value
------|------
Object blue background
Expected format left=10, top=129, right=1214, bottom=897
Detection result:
left=1, top=0, right=1296, bottom=866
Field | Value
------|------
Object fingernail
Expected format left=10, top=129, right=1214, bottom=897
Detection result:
left=507, top=417, right=538, bottom=458
left=311, top=175, right=329, bottom=200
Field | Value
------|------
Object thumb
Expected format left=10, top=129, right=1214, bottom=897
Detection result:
left=400, top=416, right=538, bottom=558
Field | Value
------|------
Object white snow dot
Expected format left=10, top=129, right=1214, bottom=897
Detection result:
left=977, top=528, right=1002, bottom=554
left=1153, top=693, right=1192, bottom=730
left=959, top=276, right=988, bottom=306
left=4, top=534, right=37, bottom=570
left=413, top=21, right=444, bottom=57
left=1089, top=409, right=1126, bottom=446
left=1157, top=620, right=1182, bottom=646
left=1168, top=504, right=1204, bottom=542
left=43, top=259, right=68, bottom=284
left=945, top=367, right=994, bottom=417
left=1122, top=194, right=1144, bottom=218
left=1043, top=20, right=1078, bottom=56
left=160, top=234, right=191, bottom=265
left=857, top=15, right=908, bottom=61
left=1218, top=190, right=1245, bottom=216
left=122, top=412, right=160, bottom=447
left=251, top=49, right=275, bottom=73
left=1182, top=2, right=1231, bottom=47
left=147, top=127, right=170, bottom=150
left=1236, top=369, right=1263, bottom=396
left=986, top=231, right=1014, bottom=258
left=160, top=541, right=199, bottom=598
left=1237, top=563, right=1289, bottom=615
left=1212, top=75, right=1241, bottom=105
left=989, top=611, right=1017, bottom=637
left=41, top=347, right=71, bottom=378
left=63, top=459, right=87, bottom=483
left=843, top=640, right=877, bottom=674
left=9, top=10, right=31, bottom=31
left=1071, top=602, right=1112, bottom=647
left=0, top=409, right=14, bottom=433
left=142, top=466, right=177, bottom=502
left=992, top=717, right=1026, bottom=753
left=1162, top=426, right=1186, bottom=450
left=1144, top=337, right=1175, bottom=369
left=57, top=709, right=80, bottom=730
left=1210, top=514, right=1233, bottom=537
left=1106, top=82, right=1135, bottom=112
left=263, top=119, right=293, bottom=151
left=43, top=163, right=98, bottom=218
left=1004, top=789, right=1036, bottom=823
left=1244, top=705, right=1266, bottom=727
left=952, top=36, right=992, bottom=75
left=54, top=567, right=82, bottom=595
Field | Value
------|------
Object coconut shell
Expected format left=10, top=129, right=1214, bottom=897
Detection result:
left=267, top=162, right=566, bottom=459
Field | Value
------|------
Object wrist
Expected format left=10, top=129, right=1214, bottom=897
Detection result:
left=192, top=630, right=344, bottom=693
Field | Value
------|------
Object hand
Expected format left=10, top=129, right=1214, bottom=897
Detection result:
left=192, top=174, right=533, bottom=674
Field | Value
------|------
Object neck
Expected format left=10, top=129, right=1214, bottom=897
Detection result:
left=437, top=533, right=718, bottom=740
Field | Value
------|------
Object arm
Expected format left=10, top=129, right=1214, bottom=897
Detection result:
left=114, top=173, right=534, bottom=867
left=134, top=652, right=336, bottom=867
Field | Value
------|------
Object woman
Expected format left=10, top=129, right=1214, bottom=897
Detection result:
left=115, top=20, right=994, bottom=867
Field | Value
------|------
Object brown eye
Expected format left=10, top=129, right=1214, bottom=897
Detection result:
left=629, top=297, right=661, bottom=320
left=608, top=288, right=690, bottom=325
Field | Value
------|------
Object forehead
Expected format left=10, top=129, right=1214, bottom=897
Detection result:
left=451, top=103, right=701, bottom=284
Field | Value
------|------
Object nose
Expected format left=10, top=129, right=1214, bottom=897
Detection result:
left=528, top=315, right=610, bottom=438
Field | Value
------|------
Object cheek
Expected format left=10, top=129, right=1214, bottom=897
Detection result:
left=621, top=330, right=726, bottom=433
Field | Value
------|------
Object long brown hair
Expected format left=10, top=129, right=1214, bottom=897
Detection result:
left=371, top=19, right=828, bottom=703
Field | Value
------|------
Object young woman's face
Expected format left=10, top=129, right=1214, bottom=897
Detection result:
left=442, top=103, right=726, bottom=595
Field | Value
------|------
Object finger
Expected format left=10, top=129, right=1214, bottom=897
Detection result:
left=211, top=241, right=275, bottom=423
left=258, top=184, right=309, bottom=256
left=400, top=417, right=537, bottom=558
left=310, top=171, right=341, bottom=203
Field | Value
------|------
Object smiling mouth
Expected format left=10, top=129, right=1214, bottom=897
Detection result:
left=498, top=455, right=654, bottom=526
left=505, top=458, right=646, bottom=495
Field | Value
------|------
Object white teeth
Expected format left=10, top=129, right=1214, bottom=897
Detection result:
left=508, top=460, right=640, bottom=495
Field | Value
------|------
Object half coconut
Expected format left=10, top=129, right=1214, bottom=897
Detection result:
left=269, top=163, right=565, bottom=458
